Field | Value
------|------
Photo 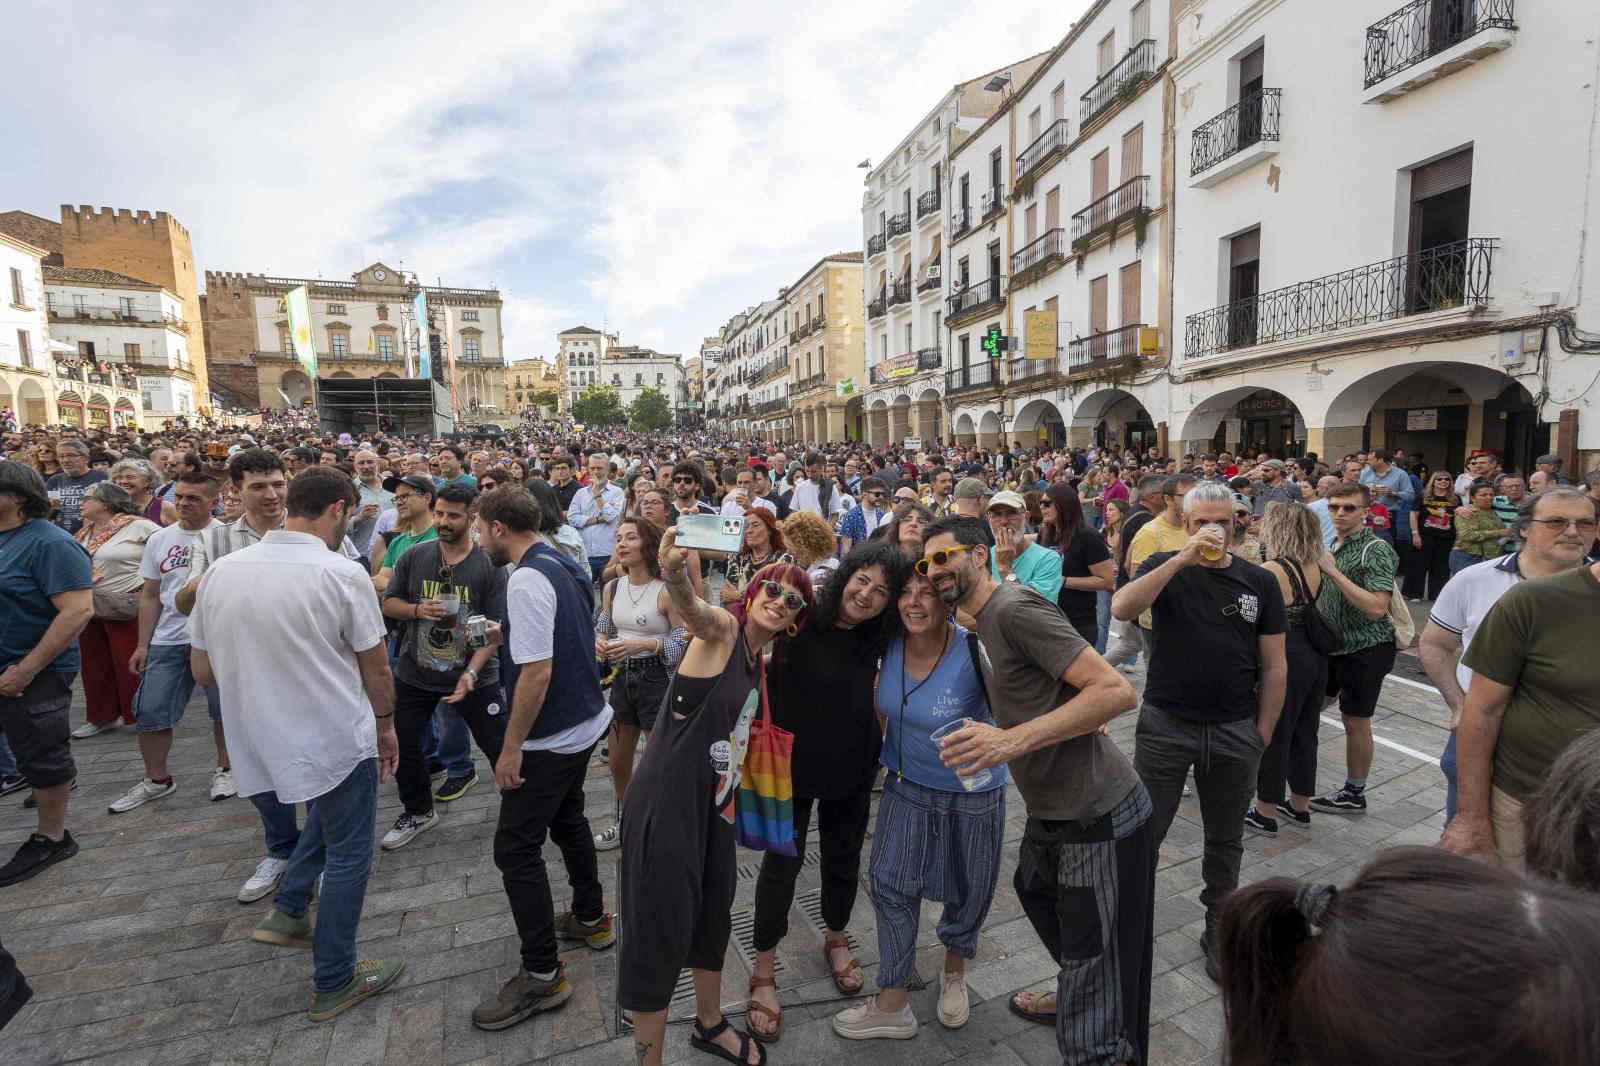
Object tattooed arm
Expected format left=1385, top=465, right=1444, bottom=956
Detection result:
left=659, top=527, right=736, bottom=657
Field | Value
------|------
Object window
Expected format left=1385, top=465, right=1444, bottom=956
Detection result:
left=959, top=333, right=970, bottom=367
left=461, top=310, right=478, bottom=321
left=464, top=337, right=481, bottom=362
left=78, top=341, right=96, bottom=358
left=989, top=148, right=1002, bottom=192
left=657, top=373, right=665, bottom=385
left=377, top=333, right=396, bottom=361
left=1120, top=262, right=1143, bottom=326
left=118, top=296, right=135, bottom=317
left=1121, top=125, right=1144, bottom=180
left=1051, top=83, right=1065, bottom=121
left=331, top=331, right=349, bottom=359
left=1028, top=107, right=1042, bottom=142
left=635, top=373, right=643, bottom=386
left=1131, top=0, right=1150, bottom=42
left=280, top=329, right=293, bottom=354
left=124, top=343, right=141, bottom=365
left=1408, top=147, right=1473, bottom=310
left=1098, top=30, right=1117, bottom=75
left=1091, top=149, right=1111, bottom=199
left=326, top=303, right=346, bottom=315
left=16, top=329, right=32, bottom=368
left=612, top=374, right=622, bottom=386
left=10, top=268, right=25, bottom=306
left=1228, top=227, right=1262, bottom=348
left=72, top=293, right=87, bottom=311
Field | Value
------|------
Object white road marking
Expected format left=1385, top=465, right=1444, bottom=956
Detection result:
left=1319, top=714, right=1439, bottom=764
left=1383, top=672, right=1441, bottom=695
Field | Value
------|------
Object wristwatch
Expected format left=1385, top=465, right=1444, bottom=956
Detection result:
left=1003, top=572, right=1019, bottom=584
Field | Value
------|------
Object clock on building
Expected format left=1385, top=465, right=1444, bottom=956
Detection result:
left=373, top=269, right=388, bottom=281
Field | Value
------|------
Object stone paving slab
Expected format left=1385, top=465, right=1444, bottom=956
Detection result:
left=0, top=666, right=1452, bottom=1065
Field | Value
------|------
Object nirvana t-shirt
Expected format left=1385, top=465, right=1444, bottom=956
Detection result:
left=1057, top=528, right=1113, bottom=631
left=1135, top=552, right=1288, bottom=723
left=388, top=541, right=506, bottom=692
left=973, top=582, right=1140, bottom=821
left=46, top=469, right=106, bottom=534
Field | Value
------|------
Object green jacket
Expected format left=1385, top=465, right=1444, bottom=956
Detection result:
left=1453, top=507, right=1506, bottom=559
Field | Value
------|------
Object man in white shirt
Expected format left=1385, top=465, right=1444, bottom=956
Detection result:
left=790, top=450, right=844, bottom=529
left=113, top=471, right=230, bottom=815
left=190, top=467, right=402, bottom=1023
left=719, top=465, right=775, bottom=517
left=350, top=450, right=394, bottom=566
left=566, top=451, right=625, bottom=586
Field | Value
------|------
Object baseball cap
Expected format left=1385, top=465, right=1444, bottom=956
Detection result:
left=382, top=473, right=436, bottom=496
left=1261, top=459, right=1288, bottom=471
left=954, top=477, right=990, bottom=500
left=987, top=490, right=1027, bottom=512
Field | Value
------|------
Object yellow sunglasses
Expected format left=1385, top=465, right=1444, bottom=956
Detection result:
left=914, top=543, right=976, bottom=576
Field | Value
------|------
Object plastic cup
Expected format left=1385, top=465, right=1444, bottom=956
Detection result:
left=435, top=594, right=461, bottom=619
left=1200, top=523, right=1226, bottom=561
left=930, top=718, right=993, bottom=791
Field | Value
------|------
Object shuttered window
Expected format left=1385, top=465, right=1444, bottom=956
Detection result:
left=1090, top=275, right=1109, bottom=333
left=1130, top=0, right=1150, bottom=42
left=1230, top=227, right=1261, bottom=266
left=1091, top=150, right=1110, bottom=199
left=1121, top=125, right=1144, bottom=180
left=1411, top=148, right=1473, bottom=201
left=1045, top=186, right=1060, bottom=230
left=1120, top=262, right=1143, bottom=326
left=1239, top=46, right=1264, bottom=89
left=1024, top=204, right=1037, bottom=244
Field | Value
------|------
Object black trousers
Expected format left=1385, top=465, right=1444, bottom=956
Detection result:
left=751, top=790, right=872, bottom=952
left=493, top=742, right=604, bottom=974
left=392, top=677, right=505, bottom=816
left=1255, top=627, right=1330, bottom=804
left=1401, top=532, right=1454, bottom=601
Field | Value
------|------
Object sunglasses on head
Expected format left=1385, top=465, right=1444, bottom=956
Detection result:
left=757, top=579, right=807, bottom=611
left=914, top=543, right=975, bottom=575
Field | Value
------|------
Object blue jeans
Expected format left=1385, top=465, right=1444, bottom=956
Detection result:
left=249, top=791, right=302, bottom=860
left=425, top=703, right=474, bottom=777
left=0, top=729, right=16, bottom=778
left=1440, top=732, right=1458, bottom=824
left=267, top=758, right=379, bottom=992
left=1095, top=588, right=1112, bottom=655
left=1448, top=550, right=1484, bottom=575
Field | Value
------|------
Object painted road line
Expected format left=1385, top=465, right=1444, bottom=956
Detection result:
left=1320, top=714, right=1439, bottom=764
left=1385, top=673, right=1442, bottom=696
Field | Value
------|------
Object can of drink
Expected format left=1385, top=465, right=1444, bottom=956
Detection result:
left=466, top=614, right=489, bottom=649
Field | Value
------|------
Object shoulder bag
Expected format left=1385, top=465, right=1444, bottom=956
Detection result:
left=1359, top=539, right=1415, bottom=649
left=1282, top=559, right=1339, bottom=656
left=734, top=663, right=797, bottom=856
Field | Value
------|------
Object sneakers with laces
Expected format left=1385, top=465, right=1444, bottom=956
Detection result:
left=380, top=810, right=439, bottom=850
left=0, top=831, right=78, bottom=887
left=1276, top=801, right=1311, bottom=827
left=0, top=774, right=29, bottom=797
left=936, top=971, right=969, bottom=1028
left=1200, top=912, right=1222, bottom=984
left=471, top=963, right=571, bottom=1030
left=238, top=856, right=290, bottom=902
left=71, top=720, right=118, bottom=739
left=250, top=907, right=314, bottom=949
left=210, top=767, right=236, bottom=801
left=553, top=909, right=616, bottom=949
left=1308, top=786, right=1367, bottom=815
left=832, top=997, right=918, bottom=1040
left=108, top=777, right=177, bottom=814
left=433, top=772, right=477, bottom=803
left=309, top=955, right=405, bottom=1022
left=1243, top=808, right=1278, bottom=837
left=593, top=822, right=621, bottom=851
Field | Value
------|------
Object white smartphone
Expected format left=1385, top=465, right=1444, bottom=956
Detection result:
left=676, top=513, right=746, bottom=553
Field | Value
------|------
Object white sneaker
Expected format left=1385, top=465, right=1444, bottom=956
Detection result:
left=1117, top=660, right=1140, bottom=675
left=593, top=822, right=621, bottom=851
left=107, top=777, right=177, bottom=814
left=380, top=810, right=439, bottom=851
left=209, top=767, right=236, bottom=801
left=936, top=971, right=969, bottom=1028
left=72, top=721, right=118, bottom=739
left=238, top=856, right=290, bottom=903
left=832, top=998, right=918, bottom=1040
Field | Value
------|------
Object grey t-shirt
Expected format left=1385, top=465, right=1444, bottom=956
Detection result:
left=47, top=470, right=107, bottom=534
left=386, top=540, right=507, bottom=693
left=973, top=582, right=1140, bottom=821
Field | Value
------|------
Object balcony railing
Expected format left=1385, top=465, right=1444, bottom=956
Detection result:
left=48, top=305, right=190, bottom=332
left=1364, top=0, right=1515, bottom=88
left=867, top=233, right=887, bottom=256
left=916, top=189, right=941, bottom=219
left=1191, top=89, right=1282, bottom=176
left=946, top=277, right=1005, bottom=322
left=1008, top=352, right=1063, bottom=385
left=1011, top=229, right=1067, bottom=278
left=796, top=372, right=828, bottom=394
left=791, top=318, right=814, bottom=341
left=1081, top=39, right=1157, bottom=125
left=981, top=186, right=1005, bottom=222
left=887, top=212, right=911, bottom=239
left=888, top=278, right=912, bottom=307
left=867, top=291, right=887, bottom=319
left=916, top=265, right=943, bottom=293
left=810, top=312, right=826, bottom=331
left=1071, top=175, right=1150, bottom=243
left=1069, top=323, right=1147, bottom=370
left=1184, top=237, right=1496, bottom=359
left=1017, top=118, right=1071, bottom=181
left=951, top=206, right=972, bottom=239
left=944, top=360, right=1000, bottom=395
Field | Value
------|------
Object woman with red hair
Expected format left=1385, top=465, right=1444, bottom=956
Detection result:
left=619, top=527, right=811, bottom=1066
left=720, top=507, right=793, bottom=607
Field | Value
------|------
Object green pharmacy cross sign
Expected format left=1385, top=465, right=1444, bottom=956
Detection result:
left=981, top=327, right=1005, bottom=359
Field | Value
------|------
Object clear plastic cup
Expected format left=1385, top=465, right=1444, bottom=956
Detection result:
left=1200, top=522, right=1226, bottom=561
left=930, top=718, right=993, bottom=791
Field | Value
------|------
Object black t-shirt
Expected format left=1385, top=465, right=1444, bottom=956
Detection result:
left=551, top=478, right=580, bottom=514
left=760, top=491, right=790, bottom=520
left=1135, top=551, right=1288, bottom=723
left=1057, top=528, right=1112, bottom=629
left=767, top=622, right=882, bottom=798
left=387, top=541, right=507, bottom=693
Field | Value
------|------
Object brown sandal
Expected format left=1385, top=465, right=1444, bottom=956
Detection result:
left=822, top=933, right=864, bottom=996
left=745, top=976, right=781, bottom=1043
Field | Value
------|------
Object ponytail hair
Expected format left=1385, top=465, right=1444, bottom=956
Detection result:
left=1218, top=878, right=1329, bottom=1066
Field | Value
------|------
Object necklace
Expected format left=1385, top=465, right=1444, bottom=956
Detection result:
left=623, top=574, right=653, bottom=627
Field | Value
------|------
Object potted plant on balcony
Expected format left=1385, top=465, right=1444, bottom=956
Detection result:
left=1072, top=236, right=1090, bottom=275
left=1132, top=206, right=1152, bottom=254
left=1115, top=73, right=1143, bottom=105
left=1014, top=169, right=1036, bottom=202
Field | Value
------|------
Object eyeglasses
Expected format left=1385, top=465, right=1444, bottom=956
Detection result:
left=757, top=579, right=808, bottom=611
left=393, top=491, right=420, bottom=502
left=1327, top=503, right=1364, bottom=514
left=914, top=543, right=975, bottom=575
left=672, top=475, right=699, bottom=484
left=1528, top=517, right=1598, bottom=534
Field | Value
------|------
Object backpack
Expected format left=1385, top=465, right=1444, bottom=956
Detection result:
left=1281, top=559, right=1339, bottom=656
left=1359, top=539, right=1414, bottom=649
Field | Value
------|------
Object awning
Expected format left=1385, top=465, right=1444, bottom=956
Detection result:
left=48, top=339, right=77, bottom=354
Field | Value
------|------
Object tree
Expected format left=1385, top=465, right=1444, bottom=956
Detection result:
left=571, top=384, right=627, bottom=426
left=627, top=386, right=674, bottom=431
left=530, top=389, right=559, bottom=411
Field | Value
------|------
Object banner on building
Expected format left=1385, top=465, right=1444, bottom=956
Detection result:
left=1025, top=310, right=1058, bottom=359
left=869, top=352, right=919, bottom=384
left=836, top=378, right=857, bottom=397
left=283, top=285, right=318, bottom=378
left=412, top=291, right=431, bottom=380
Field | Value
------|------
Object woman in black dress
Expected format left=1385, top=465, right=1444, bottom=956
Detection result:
left=618, top=526, right=813, bottom=1066
left=744, top=541, right=910, bottom=1040
left=1036, top=482, right=1113, bottom=647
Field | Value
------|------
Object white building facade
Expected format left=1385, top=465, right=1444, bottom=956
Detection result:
left=1, top=233, right=55, bottom=426
left=44, top=267, right=195, bottom=422
left=599, top=347, right=688, bottom=415
left=557, top=326, right=616, bottom=414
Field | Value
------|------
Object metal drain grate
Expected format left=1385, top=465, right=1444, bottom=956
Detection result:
left=735, top=845, right=824, bottom=883
left=729, top=907, right=786, bottom=977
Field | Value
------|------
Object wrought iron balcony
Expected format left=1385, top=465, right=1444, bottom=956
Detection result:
left=795, top=372, right=828, bottom=394
left=916, top=264, right=943, bottom=293
left=1184, top=237, right=1496, bottom=360
left=887, top=212, right=911, bottom=239
left=946, top=277, right=1005, bottom=323
left=944, top=360, right=1000, bottom=395
left=1068, top=323, right=1146, bottom=370
left=1191, top=89, right=1281, bottom=177
left=1011, top=229, right=1067, bottom=279
left=916, top=347, right=943, bottom=369
left=1365, top=0, right=1515, bottom=89
left=981, top=186, right=1005, bottom=222
left=791, top=317, right=814, bottom=341
left=916, top=189, right=941, bottom=219
left=867, top=290, right=887, bottom=320
left=810, top=312, right=826, bottom=331
left=951, top=206, right=972, bottom=239
left=1017, top=118, right=1070, bottom=183
left=867, top=232, right=887, bottom=256
left=888, top=278, right=912, bottom=307
left=1081, top=39, right=1157, bottom=126
left=1008, top=352, right=1063, bottom=386
left=1071, top=176, right=1149, bottom=244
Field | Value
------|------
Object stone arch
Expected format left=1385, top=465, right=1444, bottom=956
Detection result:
left=17, top=377, right=49, bottom=424
left=330, top=371, right=356, bottom=379
left=279, top=370, right=313, bottom=407
left=1014, top=397, right=1066, bottom=448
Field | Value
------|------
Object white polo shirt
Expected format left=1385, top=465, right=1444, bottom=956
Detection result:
left=1428, top=553, right=1525, bottom=694
left=189, top=530, right=387, bottom=804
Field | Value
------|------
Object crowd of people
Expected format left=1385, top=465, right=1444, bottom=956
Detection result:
left=1, top=416, right=1598, bottom=1064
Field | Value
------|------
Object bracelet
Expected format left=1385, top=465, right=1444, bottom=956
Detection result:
left=413, top=603, right=420, bottom=619
left=374, top=711, right=394, bottom=720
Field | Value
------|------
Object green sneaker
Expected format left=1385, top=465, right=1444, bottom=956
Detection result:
left=308, top=955, right=405, bottom=1022
left=250, top=907, right=313, bottom=949
left=553, top=909, right=616, bottom=950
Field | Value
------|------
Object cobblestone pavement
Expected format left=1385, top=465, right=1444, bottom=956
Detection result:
left=1, top=648, right=1451, bottom=1066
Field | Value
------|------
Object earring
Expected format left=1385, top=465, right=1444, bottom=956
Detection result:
left=786, top=622, right=798, bottom=637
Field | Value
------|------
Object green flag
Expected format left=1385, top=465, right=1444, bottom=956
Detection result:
left=835, top=377, right=856, bottom=398
left=284, top=285, right=318, bottom=379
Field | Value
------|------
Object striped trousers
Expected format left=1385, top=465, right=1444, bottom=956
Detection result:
left=867, top=774, right=1005, bottom=990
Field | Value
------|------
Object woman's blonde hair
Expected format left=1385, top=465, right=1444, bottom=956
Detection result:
left=780, top=509, right=835, bottom=568
left=1260, top=501, right=1324, bottom=568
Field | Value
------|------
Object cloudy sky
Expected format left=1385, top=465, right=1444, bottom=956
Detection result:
left=6, top=0, right=1083, bottom=364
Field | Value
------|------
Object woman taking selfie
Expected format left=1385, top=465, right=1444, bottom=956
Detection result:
left=745, top=543, right=909, bottom=1041
left=619, top=528, right=812, bottom=1066
left=832, top=565, right=1007, bottom=1039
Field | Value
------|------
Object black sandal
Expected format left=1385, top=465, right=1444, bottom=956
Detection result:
left=690, top=1016, right=766, bottom=1066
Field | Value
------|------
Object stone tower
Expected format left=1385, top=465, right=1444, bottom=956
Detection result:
left=58, top=205, right=209, bottom=404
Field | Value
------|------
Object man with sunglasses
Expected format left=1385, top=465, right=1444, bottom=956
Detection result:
left=372, top=475, right=437, bottom=596
left=837, top=475, right=891, bottom=552
left=916, top=515, right=1151, bottom=1066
